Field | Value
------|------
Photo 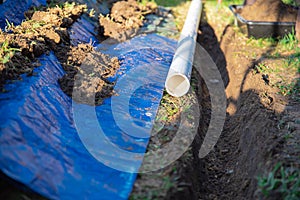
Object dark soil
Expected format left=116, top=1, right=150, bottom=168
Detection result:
left=58, top=43, right=120, bottom=105
left=99, top=0, right=157, bottom=41
left=239, top=0, right=298, bottom=22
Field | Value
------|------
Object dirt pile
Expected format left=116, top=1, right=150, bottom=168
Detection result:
left=0, top=1, right=121, bottom=105
left=58, top=44, right=120, bottom=105
left=0, top=2, right=86, bottom=90
left=239, top=0, right=298, bottom=22
left=99, top=0, right=157, bottom=41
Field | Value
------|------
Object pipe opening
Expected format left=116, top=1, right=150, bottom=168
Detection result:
left=165, top=74, right=190, bottom=97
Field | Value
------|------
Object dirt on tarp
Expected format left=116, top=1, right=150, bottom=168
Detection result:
left=99, top=0, right=157, bottom=41
left=239, top=0, right=298, bottom=22
left=0, top=2, right=86, bottom=90
left=58, top=43, right=120, bottom=105
left=0, top=1, right=121, bottom=105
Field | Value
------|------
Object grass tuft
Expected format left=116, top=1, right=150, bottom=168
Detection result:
left=0, top=41, right=21, bottom=64
left=257, top=163, right=300, bottom=199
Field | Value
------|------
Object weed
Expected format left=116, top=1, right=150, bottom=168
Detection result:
left=277, top=120, right=286, bottom=129
left=220, top=0, right=244, bottom=6
left=257, top=163, right=300, bottom=199
left=88, top=8, right=95, bottom=17
left=5, top=19, right=14, bottom=32
left=160, top=91, right=180, bottom=118
left=282, top=0, right=298, bottom=6
left=275, top=80, right=300, bottom=97
left=247, top=36, right=276, bottom=48
left=153, top=0, right=187, bottom=7
left=284, top=133, right=293, bottom=140
left=63, top=2, right=76, bottom=9
left=285, top=52, right=300, bottom=70
left=279, top=30, right=298, bottom=51
left=255, top=62, right=270, bottom=74
left=138, top=0, right=155, bottom=6
left=0, top=41, right=21, bottom=64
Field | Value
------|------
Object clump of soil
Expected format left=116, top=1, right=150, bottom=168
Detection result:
left=0, top=2, right=87, bottom=90
left=239, top=0, right=298, bottom=22
left=58, top=43, right=120, bottom=106
left=0, top=1, right=121, bottom=105
left=99, top=0, right=157, bottom=41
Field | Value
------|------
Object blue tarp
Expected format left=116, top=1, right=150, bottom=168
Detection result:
left=0, top=0, right=176, bottom=199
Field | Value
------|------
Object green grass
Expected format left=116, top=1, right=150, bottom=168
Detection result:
left=5, top=19, right=14, bottom=32
left=246, top=36, right=277, bottom=48
left=285, top=52, right=300, bottom=71
left=153, top=0, right=187, bottom=7
left=254, top=63, right=271, bottom=74
left=282, top=0, right=298, bottom=6
left=276, top=80, right=300, bottom=97
left=0, top=40, right=21, bottom=64
left=218, top=0, right=244, bottom=6
left=159, top=91, right=181, bottom=120
left=279, top=30, right=299, bottom=51
left=257, top=163, right=300, bottom=200
left=138, top=0, right=156, bottom=6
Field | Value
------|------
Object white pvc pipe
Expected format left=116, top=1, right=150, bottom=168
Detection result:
left=165, top=0, right=202, bottom=97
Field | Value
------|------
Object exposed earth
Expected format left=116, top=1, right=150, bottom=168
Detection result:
left=0, top=0, right=299, bottom=200
left=99, top=0, right=157, bottom=41
left=197, top=5, right=300, bottom=199
left=239, top=0, right=298, bottom=22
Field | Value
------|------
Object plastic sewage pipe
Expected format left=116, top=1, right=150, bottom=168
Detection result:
left=165, top=0, right=202, bottom=97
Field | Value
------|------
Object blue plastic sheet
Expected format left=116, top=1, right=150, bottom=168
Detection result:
left=0, top=0, right=177, bottom=199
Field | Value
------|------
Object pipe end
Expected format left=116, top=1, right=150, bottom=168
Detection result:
left=165, top=73, right=190, bottom=97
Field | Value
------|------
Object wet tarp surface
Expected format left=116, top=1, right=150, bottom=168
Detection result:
left=0, top=0, right=176, bottom=199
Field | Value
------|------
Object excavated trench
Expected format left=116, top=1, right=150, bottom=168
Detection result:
left=170, top=4, right=300, bottom=200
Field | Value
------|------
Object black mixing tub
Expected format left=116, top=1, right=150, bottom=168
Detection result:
left=229, top=5, right=296, bottom=38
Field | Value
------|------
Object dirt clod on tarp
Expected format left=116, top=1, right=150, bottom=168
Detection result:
left=239, top=0, right=298, bottom=22
left=58, top=44, right=120, bottom=106
left=99, top=0, right=157, bottom=41
left=0, top=1, right=121, bottom=105
left=0, top=2, right=87, bottom=90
